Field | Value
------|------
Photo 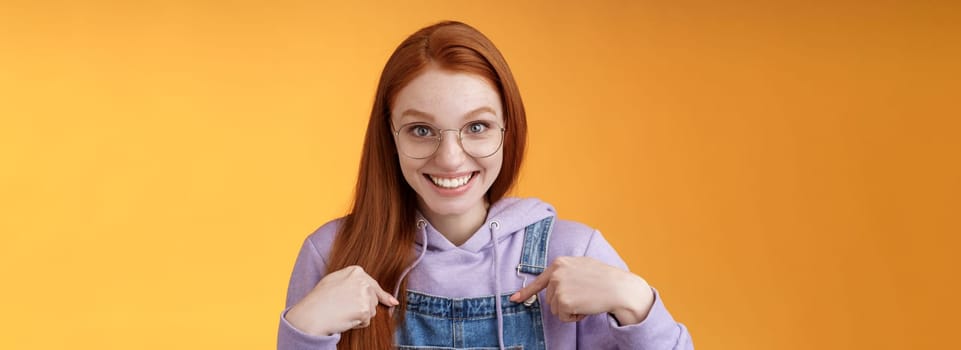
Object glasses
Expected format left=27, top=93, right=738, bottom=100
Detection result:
left=392, top=120, right=506, bottom=159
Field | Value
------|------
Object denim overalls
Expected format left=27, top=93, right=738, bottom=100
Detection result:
left=395, top=216, right=555, bottom=350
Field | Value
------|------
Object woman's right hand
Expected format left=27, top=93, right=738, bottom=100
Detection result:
left=284, top=265, right=400, bottom=336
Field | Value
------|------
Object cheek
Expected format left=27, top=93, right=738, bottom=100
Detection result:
left=398, top=158, right=422, bottom=185
left=482, top=153, right=505, bottom=179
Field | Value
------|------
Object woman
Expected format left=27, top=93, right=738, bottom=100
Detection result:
left=278, top=21, right=693, bottom=349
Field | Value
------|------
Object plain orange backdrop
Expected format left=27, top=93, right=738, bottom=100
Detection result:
left=1, top=0, right=959, bottom=349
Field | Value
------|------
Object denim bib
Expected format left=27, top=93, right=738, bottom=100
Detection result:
left=395, top=216, right=555, bottom=350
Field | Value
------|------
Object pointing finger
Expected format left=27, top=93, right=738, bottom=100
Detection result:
left=362, top=274, right=400, bottom=306
left=372, top=281, right=400, bottom=306
left=510, top=268, right=552, bottom=303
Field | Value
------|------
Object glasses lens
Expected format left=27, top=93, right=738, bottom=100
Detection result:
left=460, top=122, right=504, bottom=158
left=395, top=122, right=504, bottom=158
left=397, top=124, right=440, bottom=158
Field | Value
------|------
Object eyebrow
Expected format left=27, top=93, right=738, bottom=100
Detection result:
left=397, top=106, right=498, bottom=124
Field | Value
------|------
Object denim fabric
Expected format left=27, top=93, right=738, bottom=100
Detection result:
left=396, top=291, right=543, bottom=350
left=517, top=217, right=554, bottom=275
left=394, top=216, right=554, bottom=350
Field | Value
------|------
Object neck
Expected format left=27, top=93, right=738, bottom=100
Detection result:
left=420, top=200, right=490, bottom=246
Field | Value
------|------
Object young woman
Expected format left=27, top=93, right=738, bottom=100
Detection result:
left=278, top=21, right=693, bottom=350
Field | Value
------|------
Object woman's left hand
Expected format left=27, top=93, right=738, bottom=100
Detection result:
left=509, top=256, right=655, bottom=325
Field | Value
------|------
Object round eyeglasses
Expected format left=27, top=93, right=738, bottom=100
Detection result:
left=392, top=121, right=505, bottom=159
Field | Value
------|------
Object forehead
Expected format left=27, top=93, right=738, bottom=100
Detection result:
left=391, top=68, right=504, bottom=125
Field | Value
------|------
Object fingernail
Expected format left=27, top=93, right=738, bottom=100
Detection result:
left=391, top=297, right=400, bottom=305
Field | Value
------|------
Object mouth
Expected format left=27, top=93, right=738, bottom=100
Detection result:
left=424, top=171, right=478, bottom=189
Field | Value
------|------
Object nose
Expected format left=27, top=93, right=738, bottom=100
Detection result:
left=432, top=129, right=467, bottom=167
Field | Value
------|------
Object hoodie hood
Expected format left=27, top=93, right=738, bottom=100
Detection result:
left=414, top=197, right=556, bottom=253
left=394, top=197, right=556, bottom=350
left=390, top=196, right=557, bottom=300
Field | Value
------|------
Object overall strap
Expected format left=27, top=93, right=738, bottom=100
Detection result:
left=516, top=216, right=555, bottom=276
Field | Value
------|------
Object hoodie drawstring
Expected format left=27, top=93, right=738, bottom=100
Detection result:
left=391, top=219, right=429, bottom=316
left=489, top=219, right=505, bottom=350
left=391, top=218, right=507, bottom=350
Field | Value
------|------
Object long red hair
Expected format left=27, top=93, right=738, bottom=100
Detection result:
left=325, top=21, right=528, bottom=349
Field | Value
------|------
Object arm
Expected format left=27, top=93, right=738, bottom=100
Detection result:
left=577, top=230, right=694, bottom=350
left=277, top=235, right=340, bottom=350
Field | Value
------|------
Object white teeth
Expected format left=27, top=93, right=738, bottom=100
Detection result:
left=429, top=173, right=474, bottom=189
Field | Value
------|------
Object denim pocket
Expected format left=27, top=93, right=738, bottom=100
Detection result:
left=396, top=291, right=545, bottom=350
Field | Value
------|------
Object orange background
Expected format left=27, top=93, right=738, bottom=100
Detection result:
left=1, top=1, right=959, bottom=349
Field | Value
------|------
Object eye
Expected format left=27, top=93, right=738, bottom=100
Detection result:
left=465, top=121, right=490, bottom=134
left=407, top=124, right=435, bottom=138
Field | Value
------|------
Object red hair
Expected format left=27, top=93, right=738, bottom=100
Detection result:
left=325, top=21, right=528, bottom=349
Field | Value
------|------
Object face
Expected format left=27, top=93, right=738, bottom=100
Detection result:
left=390, top=67, right=505, bottom=219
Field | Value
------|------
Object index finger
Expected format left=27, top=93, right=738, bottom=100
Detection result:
left=510, top=268, right=552, bottom=303
left=362, top=274, right=400, bottom=306
left=367, top=275, right=401, bottom=306
left=375, top=285, right=400, bottom=307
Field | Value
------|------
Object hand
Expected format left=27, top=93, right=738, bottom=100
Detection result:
left=509, top=256, right=655, bottom=325
left=285, top=265, right=399, bottom=336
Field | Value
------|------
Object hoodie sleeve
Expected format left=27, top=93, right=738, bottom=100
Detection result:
left=576, top=230, right=694, bottom=350
left=277, top=233, right=341, bottom=349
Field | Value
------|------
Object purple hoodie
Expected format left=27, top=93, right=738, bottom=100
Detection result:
left=278, top=197, right=693, bottom=349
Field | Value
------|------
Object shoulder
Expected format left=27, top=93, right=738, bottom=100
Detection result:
left=547, top=217, right=599, bottom=257
left=301, top=217, right=345, bottom=261
left=546, top=216, right=627, bottom=269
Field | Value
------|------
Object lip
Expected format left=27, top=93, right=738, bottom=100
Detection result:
left=425, top=171, right=476, bottom=179
left=422, top=171, right=479, bottom=196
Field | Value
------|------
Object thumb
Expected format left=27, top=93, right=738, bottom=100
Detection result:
left=510, top=270, right=550, bottom=303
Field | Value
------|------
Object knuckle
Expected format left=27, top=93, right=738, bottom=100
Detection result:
left=549, top=274, right=563, bottom=284
left=549, top=307, right=560, bottom=316
left=354, top=302, right=369, bottom=314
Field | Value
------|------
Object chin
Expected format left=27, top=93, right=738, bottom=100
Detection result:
left=421, top=195, right=482, bottom=217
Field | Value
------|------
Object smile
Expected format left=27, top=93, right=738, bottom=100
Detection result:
left=426, top=172, right=477, bottom=189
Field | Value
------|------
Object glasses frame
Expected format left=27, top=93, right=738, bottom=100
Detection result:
left=391, top=121, right=506, bottom=159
